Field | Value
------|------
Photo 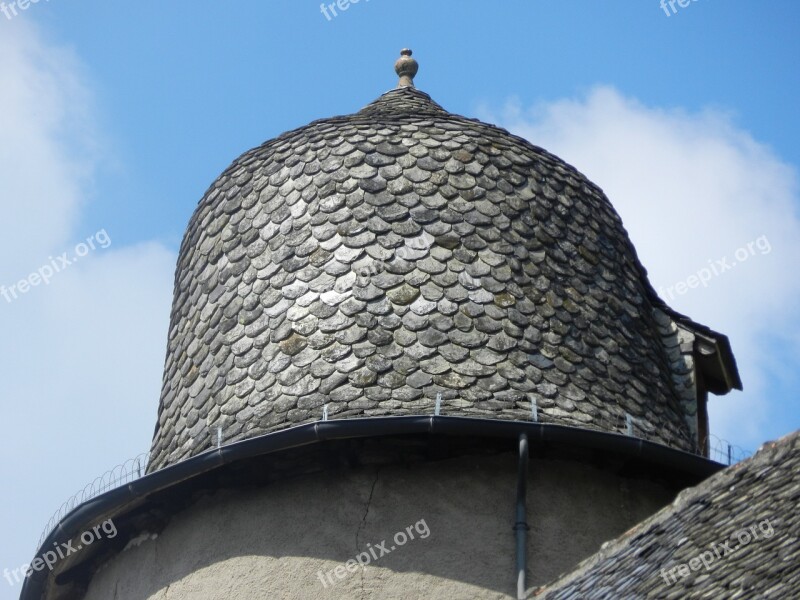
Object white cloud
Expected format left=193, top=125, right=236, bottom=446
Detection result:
left=0, top=22, right=174, bottom=593
left=0, top=22, right=100, bottom=268
left=480, top=86, right=800, bottom=450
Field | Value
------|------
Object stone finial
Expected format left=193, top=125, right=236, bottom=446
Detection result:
left=395, top=49, right=418, bottom=88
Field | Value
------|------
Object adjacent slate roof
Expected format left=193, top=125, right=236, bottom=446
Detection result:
left=535, top=429, right=800, bottom=599
left=150, top=86, right=704, bottom=469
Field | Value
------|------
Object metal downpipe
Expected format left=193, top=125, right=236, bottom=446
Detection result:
left=514, top=432, right=530, bottom=599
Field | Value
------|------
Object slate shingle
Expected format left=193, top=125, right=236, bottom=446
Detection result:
left=150, top=86, right=707, bottom=470
left=537, top=430, right=800, bottom=599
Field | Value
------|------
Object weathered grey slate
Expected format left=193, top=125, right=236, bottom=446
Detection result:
left=150, top=86, right=699, bottom=469
left=537, top=430, right=800, bottom=599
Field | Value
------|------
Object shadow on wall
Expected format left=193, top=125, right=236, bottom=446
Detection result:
left=78, top=453, right=677, bottom=600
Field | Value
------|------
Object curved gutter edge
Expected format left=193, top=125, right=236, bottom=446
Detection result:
left=20, top=416, right=724, bottom=600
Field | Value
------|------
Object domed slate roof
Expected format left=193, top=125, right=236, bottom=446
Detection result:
left=149, top=56, right=738, bottom=470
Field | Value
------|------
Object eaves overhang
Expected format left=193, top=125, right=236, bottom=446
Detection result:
left=21, top=416, right=726, bottom=600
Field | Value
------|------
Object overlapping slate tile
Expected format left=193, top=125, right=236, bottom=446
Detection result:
left=537, top=431, right=800, bottom=599
left=149, top=85, right=708, bottom=470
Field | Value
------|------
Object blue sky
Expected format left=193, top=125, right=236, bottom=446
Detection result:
left=1, top=1, right=799, bottom=595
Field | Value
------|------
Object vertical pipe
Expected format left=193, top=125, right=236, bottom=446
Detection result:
left=514, top=433, right=529, bottom=599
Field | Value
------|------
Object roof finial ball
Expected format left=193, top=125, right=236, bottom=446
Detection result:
left=395, top=48, right=418, bottom=88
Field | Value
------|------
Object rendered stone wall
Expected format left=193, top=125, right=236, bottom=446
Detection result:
left=80, top=454, right=675, bottom=600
